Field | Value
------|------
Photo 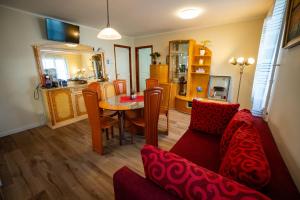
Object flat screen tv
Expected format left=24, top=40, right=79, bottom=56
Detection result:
left=45, top=18, right=80, bottom=44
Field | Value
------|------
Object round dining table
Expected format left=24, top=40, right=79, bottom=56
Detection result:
left=99, top=92, right=144, bottom=145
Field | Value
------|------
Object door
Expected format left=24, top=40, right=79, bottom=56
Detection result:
left=114, top=45, right=132, bottom=92
left=136, top=46, right=153, bottom=92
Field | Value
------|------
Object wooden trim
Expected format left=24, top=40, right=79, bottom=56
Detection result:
left=114, top=44, right=132, bottom=90
left=46, top=91, right=55, bottom=126
left=75, top=93, right=87, bottom=116
left=32, top=45, right=44, bottom=86
left=135, top=45, right=153, bottom=92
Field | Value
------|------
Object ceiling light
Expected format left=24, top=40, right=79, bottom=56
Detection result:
left=97, top=27, right=121, bottom=40
left=97, top=0, right=121, bottom=40
left=178, top=8, right=201, bottom=20
left=65, top=43, right=78, bottom=47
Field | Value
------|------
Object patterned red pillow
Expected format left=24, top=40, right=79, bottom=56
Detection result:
left=189, top=100, right=239, bottom=135
left=220, top=109, right=254, bottom=158
left=219, top=124, right=271, bottom=190
left=141, top=145, right=270, bottom=200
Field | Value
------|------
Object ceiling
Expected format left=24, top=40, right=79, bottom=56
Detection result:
left=0, top=0, right=272, bottom=37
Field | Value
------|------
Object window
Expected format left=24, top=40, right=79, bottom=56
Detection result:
left=42, top=57, right=69, bottom=80
left=251, top=0, right=287, bottom=117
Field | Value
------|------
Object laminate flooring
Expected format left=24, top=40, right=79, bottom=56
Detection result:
left=0, top=110, right=190, bottom=200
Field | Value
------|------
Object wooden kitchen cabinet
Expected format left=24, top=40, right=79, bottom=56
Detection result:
left=42, top=86, right=87, bottom=129
left=41, top=82, right=114, bottom=129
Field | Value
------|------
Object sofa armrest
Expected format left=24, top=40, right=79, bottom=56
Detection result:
left=113, top=166, right=179, bottom=200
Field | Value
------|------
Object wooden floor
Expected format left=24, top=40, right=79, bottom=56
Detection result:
left=0, top=110, right=190, bottom=200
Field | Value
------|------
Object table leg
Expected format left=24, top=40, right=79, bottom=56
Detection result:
left=118, top=111, right=125, bottom=145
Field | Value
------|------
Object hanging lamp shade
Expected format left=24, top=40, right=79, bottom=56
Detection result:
left=97, top=0, right=121, bottom=40
left=97, top=27, right=121, bottom=40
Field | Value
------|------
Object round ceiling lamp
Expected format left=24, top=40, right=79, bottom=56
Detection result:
left=97, top=0, right=121, bottom=40
left=178, top=8, right=202, bottom=20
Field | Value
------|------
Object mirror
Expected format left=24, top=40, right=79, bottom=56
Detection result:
left=34, top=44, right=107, bottom=88
left=208, top=75, right=231, bottom=101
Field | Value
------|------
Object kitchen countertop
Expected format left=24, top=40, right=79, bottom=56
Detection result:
left=40, top=84, right=88, bottom=91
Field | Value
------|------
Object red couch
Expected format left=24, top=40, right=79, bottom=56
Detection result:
left=113, top=102, right=300, bottom=200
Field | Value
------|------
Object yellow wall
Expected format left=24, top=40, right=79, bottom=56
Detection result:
left=134, top=18, right=264, bottom=109
left=63, top=53, right=83, bottom=77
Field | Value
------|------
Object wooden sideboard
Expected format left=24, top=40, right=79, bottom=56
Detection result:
left=41, top=81, right=115, bottom=129
left=150, top=64, right=169, bottom=83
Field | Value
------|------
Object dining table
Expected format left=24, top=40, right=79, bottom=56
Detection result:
left=99, top=92, right=144, bottom=145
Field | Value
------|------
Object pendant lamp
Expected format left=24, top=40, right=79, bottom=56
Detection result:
left=97, top=0, right=121, bottom=40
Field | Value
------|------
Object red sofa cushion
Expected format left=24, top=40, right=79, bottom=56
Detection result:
left=170, top=128, right=221, bottom=172
left=141, top=145, right=270, bottom=200
left=220, top=109, right=254, bottom=158
left=189, top=100, right=239, bottom=135
left=219, top=124, right=271, bottom=190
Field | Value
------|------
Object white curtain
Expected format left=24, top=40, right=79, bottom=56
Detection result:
left=251, top=0, right=287, bottom=117
left=42, top=57, right=69, bottom=80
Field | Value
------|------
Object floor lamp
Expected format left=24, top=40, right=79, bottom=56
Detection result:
left=229, top=57, right=255, bottom=103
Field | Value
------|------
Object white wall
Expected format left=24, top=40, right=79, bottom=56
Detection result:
left=267, top=45, right=300, bottom=190
left=0, top=5, right=264, bottom=136
left=0, top=6, right=135, bottom=137
left=134, top=18, right=264, bottom=109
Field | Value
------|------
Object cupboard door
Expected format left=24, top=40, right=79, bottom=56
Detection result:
left=75, top=93, right=87, bottom=116
left=50, top=89, right=74, bottom=122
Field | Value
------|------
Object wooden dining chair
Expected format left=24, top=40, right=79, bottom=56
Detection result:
left=103, top=82, right=116, bottom=99
left=82, top=89, right=117, bottom=154
left=159, top=83, right=171, bottom=134
left=113, top=80, right=127, bottom=95
left=87, top=82, right=102, bottom=99
left=146, top=78, right=159, bottom=89
left=130, top=87, right=162, bottom=146
left=87, top=82, right=117, bottom=117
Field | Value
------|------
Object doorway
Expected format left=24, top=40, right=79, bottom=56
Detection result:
left=135, top=45, right=153, bottom=92
left=114, top=44, right=132, bottom=91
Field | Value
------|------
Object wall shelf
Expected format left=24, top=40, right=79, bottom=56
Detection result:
left=192, top=64, right=210, bottom=67
left=191, top=72, right=209, bottom=75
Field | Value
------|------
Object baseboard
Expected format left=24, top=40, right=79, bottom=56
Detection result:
left=0, top=122, right=43, bottom=138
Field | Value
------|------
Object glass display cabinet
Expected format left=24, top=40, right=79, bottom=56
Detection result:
left=169, top=40, right=194, bottom=96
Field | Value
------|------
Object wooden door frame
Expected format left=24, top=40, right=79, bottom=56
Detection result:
left=114, top=44, right=132, bottom=90
left=135, top=45, right=153, bottom=92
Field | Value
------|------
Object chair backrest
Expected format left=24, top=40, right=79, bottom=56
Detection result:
left=159, top=83, right=171, bottom=112
left=144, top=87, right=163, bottom=147
left=87, top=82, right=102, bottom=100
left=113, top=80, right=127, bottom=95
left=103, top=82, right=116, bottom=99
left=82, top=88, right=103, bottom=154
left=146, top=78, right=159, bottom=89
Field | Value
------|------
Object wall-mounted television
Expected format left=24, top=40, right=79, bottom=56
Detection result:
left=45, top=18, right=80, bottom=44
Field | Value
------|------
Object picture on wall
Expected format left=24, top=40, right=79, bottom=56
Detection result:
left=283, top=0, right=300, bottom=48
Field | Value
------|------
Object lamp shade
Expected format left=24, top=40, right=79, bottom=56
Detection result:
left=97, top=27, right=122, bottom=40
left=247, top=57, right=255, bottom=65
left=237, top=57, right=245, bottom=65
left=229, top=57, right=237, bottom=65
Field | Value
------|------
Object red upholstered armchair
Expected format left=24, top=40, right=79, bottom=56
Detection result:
left=113, top=100, right=300, bottom=200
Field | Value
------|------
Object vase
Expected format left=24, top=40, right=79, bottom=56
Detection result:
left=200, top=49, right=206, bottom=56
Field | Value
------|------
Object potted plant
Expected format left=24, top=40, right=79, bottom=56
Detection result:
left=150, top=52, right=161, bottom=64
left=199, top=40, right=211, bottom=56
